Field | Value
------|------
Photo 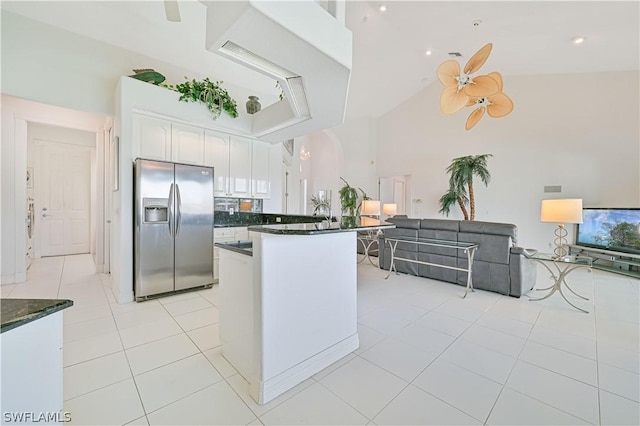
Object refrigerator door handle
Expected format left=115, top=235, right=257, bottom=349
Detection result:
left=175, top=183, right=182, bottom=237
left=168, top=183, right=175, bottom=237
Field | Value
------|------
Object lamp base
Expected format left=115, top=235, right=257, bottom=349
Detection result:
left=553, top=223, right=569, bottom=258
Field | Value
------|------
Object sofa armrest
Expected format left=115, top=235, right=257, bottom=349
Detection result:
left=509, top=247, right=538, bottom=297
left=511, top=247, right=538, bottom=257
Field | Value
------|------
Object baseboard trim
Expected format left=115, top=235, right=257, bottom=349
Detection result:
left=249, top=333, right=359, bottom=405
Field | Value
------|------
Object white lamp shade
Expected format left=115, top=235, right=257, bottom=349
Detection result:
left=540, top=199, right=583, bottom=223
left=361, top=200, right=381, bottom=216
left=383, top=203, right=397, bottom=215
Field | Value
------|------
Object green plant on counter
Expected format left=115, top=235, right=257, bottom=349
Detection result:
left=339, top=177, right=359, bottom=217
left=439, top=154, right=492, bottom=221
left=163, top=77, right=238, bottom=120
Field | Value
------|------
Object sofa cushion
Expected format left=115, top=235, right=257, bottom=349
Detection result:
left=457, top=259, right=510, bottom=295
left=459, top=221, right=518, bottom=245
left=458, top=232, right=512, bottom=265
left=381, top=227, right=419, bottom=252
left=418, top=253, right=457, bottom=283
left=420, top=219, right=460, bottom=232
left=417, top=229, right=459, bottom=256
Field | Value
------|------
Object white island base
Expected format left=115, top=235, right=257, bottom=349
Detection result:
left=219, top=230, right=359, bottom=405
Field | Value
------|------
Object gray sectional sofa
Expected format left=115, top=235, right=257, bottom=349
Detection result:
left=378, top=217, right=537, bottom=297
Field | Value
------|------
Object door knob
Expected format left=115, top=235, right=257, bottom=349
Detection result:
left=42, top=207, right=48, bottom=211
left=42, top=213, right=50, bottom=218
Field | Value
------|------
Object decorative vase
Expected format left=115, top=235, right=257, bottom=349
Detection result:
left=316, top=190, right=332, bottom=218
left=246, top=96, right=261, bottom=114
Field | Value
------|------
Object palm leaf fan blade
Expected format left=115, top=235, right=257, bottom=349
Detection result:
left=486, top=72, right=504, bottom=92
left=487, top=93, right=514, bottom=118
left=440, top=86, right=469, bottom=115
left=437, top=60, right=461, bottom=86
left=465, top=75, right=500, bottom=98
left=466, top=107, right=485, bottom=130
left=464, top=43, right=493, bottom=74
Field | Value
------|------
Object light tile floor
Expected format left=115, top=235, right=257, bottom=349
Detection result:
left=2, top=254, right=639, bottom=425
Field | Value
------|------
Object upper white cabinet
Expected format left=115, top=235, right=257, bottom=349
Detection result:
left=229, top=137, right=252, bottom=198
left=205, top=132, right=272, bottom=199
left=134, top=113, right=271, bottom=199
left=133, top=114, right=171, bottom=161
left=133, top=114, right=205, bottom=164
left=251, top=141, right=271, bottom=198
left=171, top=122, right=206, bottom=165
left=205, top=130, right=230, bottom=196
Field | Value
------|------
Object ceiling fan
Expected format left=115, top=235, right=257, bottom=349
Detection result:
left=164, top=0, right=181, bottom=22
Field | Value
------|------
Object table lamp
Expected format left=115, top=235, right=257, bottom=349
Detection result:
left=383, top=203, right=397, bottom=219
left=361, top=200, right=381, bottom=217
left=360, top=200, right=381, bottom=228
left=540, top=198, right=583, bottom=258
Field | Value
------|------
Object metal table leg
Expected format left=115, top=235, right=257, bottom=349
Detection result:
left=529, top=261, right=590, bottom=313
left=462, top=246, right=477, bottom=298
left=384, top=240, right=399, bottom=279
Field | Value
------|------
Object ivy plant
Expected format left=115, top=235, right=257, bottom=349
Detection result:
left=164, top=77, right=238, bottom=120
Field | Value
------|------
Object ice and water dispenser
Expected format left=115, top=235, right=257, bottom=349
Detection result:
left=143, top=198, right=169, bottom=223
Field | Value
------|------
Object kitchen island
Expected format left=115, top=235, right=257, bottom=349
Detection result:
left=217, top=218, right=393, bottom=405
left=1, top=298, right=73, bottom=423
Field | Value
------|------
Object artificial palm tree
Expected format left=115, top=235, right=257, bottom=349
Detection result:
left=438, top=154, right=492, bottom=221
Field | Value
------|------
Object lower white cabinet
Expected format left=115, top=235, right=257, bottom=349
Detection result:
left=1, top=312, right=65, bottom=422
left=214, top=226, right=249, bottom=282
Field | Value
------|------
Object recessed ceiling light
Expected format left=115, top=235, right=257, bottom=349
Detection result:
left=379, top=4, right=387, bottom=12
left=425, top=50, right=432, bottom=56
left=572, top=36, right=586, bottom=45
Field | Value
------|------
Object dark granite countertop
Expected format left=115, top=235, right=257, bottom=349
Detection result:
left=1, top=298, right=74, bottom=333
left=214, top=212, right=332, bottom=228
left=248, top=218, right=395, bottom=235
left=215, top=240, right=253, bottom=256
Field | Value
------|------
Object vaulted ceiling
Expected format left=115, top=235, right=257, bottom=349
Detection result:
left=2, top=1, right=639, bottom=122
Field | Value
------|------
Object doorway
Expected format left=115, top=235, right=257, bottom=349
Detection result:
left=379, top=175, right=412, bottom=216
left=35, top=141, right=94, bottom=257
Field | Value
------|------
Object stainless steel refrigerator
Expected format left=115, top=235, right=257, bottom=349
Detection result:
left=134, top=159, right=214, bottom=300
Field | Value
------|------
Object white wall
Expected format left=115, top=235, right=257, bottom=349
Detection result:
left=291, top=117, right=378, bottom=217
left=376, top=71, right=640, bottom=250
left=1, top=96, right=109, bottom=284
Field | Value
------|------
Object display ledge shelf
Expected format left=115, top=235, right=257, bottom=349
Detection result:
left=591, top=261, right=640, bottom=279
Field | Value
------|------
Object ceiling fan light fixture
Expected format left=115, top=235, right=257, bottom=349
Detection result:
left=572, top=36, right=586, bottom=45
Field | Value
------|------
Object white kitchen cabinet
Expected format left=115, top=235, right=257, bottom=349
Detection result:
left=133, top=114, right=172, bottom=161
left=171, top=122, right=205, bottom=165
left=205, top=130, right=231, bottom=196
left=133, top=115, right=271, bottom=199
left=251, top=140, right=271, bottom=198
left=134, top=114, right=206, bottom=165
left=229, top=137, right=252, bottom=197
left=213, top=226, right=249, bottom=282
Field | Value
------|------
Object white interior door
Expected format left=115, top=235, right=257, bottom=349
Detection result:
left=393, top=179, right=406, bottom=215
left=36, top=142, right=92, bottom=257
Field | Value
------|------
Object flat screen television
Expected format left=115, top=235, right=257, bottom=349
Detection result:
left=575, top=208, right=640, bottom=255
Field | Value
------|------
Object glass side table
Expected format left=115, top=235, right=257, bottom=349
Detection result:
left=528, top=252, right=593, bottom=313
left=357, top=231, right=380, bottom=266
